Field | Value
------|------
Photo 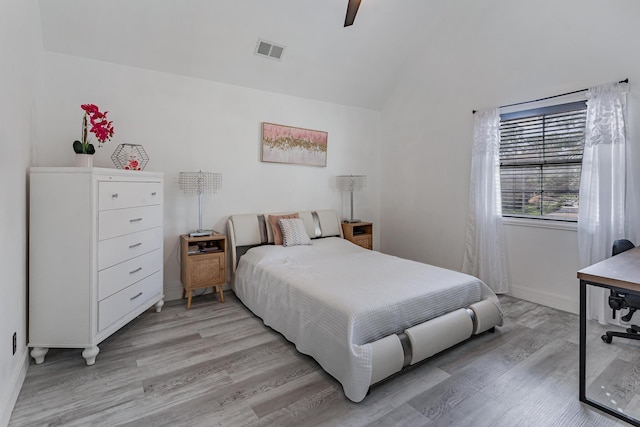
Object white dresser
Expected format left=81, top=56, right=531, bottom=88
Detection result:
left=29, top=167, right=164, bottom=365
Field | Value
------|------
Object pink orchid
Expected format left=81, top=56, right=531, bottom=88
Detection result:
left=74, top=103, right=115, bottom=154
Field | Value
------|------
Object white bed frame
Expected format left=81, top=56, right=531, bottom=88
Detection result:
left=227, top=209, right=502, bottom=398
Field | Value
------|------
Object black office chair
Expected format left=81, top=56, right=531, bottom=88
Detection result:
left=602, top=239, right=637, bottom=344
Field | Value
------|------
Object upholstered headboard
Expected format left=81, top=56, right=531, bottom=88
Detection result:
left=226, top=209, right=343, bottom=273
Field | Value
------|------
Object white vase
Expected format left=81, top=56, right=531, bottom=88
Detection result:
left=75, top=154, right=93, bottom=168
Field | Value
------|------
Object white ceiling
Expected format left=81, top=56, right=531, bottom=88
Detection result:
left=38, top=0, right=448, bottom=111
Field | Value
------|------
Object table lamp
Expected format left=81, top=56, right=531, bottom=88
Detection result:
left=178, top=171, right=221, bottom=237
left=336, top=174, right=366, bottom=223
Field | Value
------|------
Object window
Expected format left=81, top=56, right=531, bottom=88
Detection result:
left=499, top=101, right=587, bottom=221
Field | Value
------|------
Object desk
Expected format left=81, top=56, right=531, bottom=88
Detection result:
left=578, top=246, right=640, bottom=426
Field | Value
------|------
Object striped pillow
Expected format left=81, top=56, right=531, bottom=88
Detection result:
left=279, top=218, right=312, bottom=247
left=268, top=213, right=299, bottom=245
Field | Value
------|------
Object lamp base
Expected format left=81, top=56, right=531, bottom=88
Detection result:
left=343, top=219, right=361, bottom=223
left=189, top=230, right=213, bottom=237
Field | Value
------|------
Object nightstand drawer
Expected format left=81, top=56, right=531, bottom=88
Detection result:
left=342, top=221, right=373, bottom=250
left=98, top=249, right=161, bottom=300
left=98, top=227, right=161, bottom=270
left=352, top=235, right=372, bottom=250
left=185, top=252, right=225, bottom=289
left=98, top=181, right=161, bottom=211
left=98, top=271, right=161, bottom=331
left=98, top=205, right=162, bottom=240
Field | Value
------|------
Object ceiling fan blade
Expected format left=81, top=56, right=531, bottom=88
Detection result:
left=344, top=0, right=362, bottom=27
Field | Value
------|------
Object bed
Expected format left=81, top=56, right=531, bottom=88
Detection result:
left=227, top=210, right=502, bottom=402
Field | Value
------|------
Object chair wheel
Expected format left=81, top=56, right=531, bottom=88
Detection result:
left=627, top=328, right=639, bottom=334
left=602, top=334, right=613, bottom=344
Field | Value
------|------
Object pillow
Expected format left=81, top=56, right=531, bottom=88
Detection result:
left=279, top=218, right=312, bottom=247
left=268, top=213, right=299, bottom=245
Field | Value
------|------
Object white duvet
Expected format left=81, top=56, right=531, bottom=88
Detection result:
left=234, top=237, right=499, bottom=402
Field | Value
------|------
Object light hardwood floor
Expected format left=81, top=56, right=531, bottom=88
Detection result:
left=9, top=293, right=629, bottom=426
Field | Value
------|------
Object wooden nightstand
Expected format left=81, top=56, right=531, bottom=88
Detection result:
left=180, top=234, right=226, bottom=309
left=342, top=221, right=373, bottom=250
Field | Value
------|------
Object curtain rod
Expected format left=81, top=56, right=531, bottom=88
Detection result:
left=472, top=78, right=629, bottom=114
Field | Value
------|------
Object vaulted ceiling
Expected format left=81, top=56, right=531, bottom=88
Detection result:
left=38, top=0, right=448, bottom=110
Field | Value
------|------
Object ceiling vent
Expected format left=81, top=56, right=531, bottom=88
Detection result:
left=255, top=39, right=285, bottom=61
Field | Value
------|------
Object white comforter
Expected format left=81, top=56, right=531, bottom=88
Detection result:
left=234, top=237, right=499, bottom=402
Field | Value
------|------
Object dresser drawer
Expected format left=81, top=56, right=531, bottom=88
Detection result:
left=98, top=271, right=162, bottom=331
left=98, top=181, right=161, bottom=211
left=98, top=227, right=161, bottom=270
left=98, top=249, right=161, bottom=301
left=99, top=205, right=162, bottom=241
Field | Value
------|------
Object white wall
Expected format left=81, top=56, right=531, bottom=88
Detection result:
left=379, top=0, right=640, bottom=314
left=38, top=53, right=382, bottom=300
left=0, top=0, right=42, bottom=425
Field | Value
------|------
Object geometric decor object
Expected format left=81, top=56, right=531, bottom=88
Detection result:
left=178, top=171, right=222, bottom=237
left=336, top=174, right=366, bottom=223
left=111, top=143, right=149, bottom=171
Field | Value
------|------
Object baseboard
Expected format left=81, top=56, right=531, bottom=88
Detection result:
left=0, top=348, right=29, bottom=427
left=163, top=285, right=184, bottom=302
left=509, top=284, right=578, bottom=315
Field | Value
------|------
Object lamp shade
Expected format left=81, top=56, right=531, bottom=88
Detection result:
left=336, top=175, right=366, bottom=192
left=178, top=171, right=222, bottom=195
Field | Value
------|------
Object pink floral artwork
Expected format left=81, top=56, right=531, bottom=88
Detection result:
left=262, top=122, right=327, bottom=167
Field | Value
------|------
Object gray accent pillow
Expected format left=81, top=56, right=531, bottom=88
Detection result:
left=279, top=218, right=312, bottom=247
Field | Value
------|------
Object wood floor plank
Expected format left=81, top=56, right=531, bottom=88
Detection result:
left=145, top=391, right=259, bottom=427
left=420, top=390, right=510, bottom=427
left=8, top=293, right=630, bottom=426
left=310, top=363, right=451, bottom=427
left=246, top=385, right=342, bottom=427
left=364, top=403, right=430, bottom=427
left=587, top=358, right=640, bottom=414
left=248, top=370, right=334, bottom=417
left=406, top=374, right=480, bottom=422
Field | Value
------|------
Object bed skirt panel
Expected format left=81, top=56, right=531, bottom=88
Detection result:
left=369, top=334, right=404, bottom=384
left=404, top=308, right=473, bottom=365
left=368, top=298, right=502, bottom=389
left=470, top=299, right=502, bottom=334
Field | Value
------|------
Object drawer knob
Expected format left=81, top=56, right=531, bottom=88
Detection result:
left=129, top=242, right=142, bottom=249
left=130, top=292, right=143, bottom=301
left=151, top=192, right=157, bottom=196
left=112, top=193, right=119, bottom=199
left=129, top=267, right=143, bottom=275
left=129, top=218, right=143, bottom=223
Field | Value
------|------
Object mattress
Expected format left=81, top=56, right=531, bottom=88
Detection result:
left=234, top=237, right=499, bottom=402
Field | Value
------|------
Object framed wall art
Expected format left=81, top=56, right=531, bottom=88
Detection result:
left=261, top=122, right=328, bottom=167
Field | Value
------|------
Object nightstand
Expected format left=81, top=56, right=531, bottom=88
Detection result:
left=342, top=221, right=373, bottom=250
left=180, top=234, right=226, bottom=309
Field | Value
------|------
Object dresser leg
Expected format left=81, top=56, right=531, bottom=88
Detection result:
left=82, top=346, right=100, bottom=365
left=218, top=286, right=225, bottom=303
left=155, top=298, right=165, bottom=313
left=30, top=347, right=49, bottom=365
left=187, top=290, right=193, bottom=309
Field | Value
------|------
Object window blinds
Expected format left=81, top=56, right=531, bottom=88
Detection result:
left=499, top=102, right=587, bottom=221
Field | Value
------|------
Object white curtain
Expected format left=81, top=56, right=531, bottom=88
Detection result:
left=578, top=81, right=630, bottom=324
left=463, top=108, right=510, bottom=294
